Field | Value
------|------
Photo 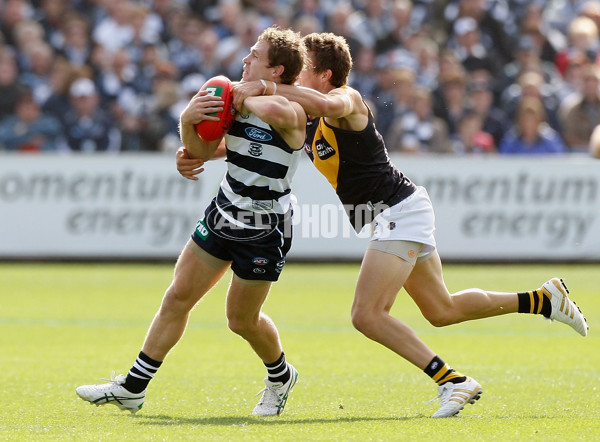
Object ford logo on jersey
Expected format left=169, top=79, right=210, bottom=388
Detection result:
left=245, top=127, right=272, bottom=141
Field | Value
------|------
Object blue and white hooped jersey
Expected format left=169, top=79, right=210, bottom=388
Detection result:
left=216, top=112, right=301, bottom=228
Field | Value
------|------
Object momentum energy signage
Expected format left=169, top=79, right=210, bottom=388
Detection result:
left=0, top=154, right=598, bottom=261
left=0, top=154, right=225, bottom=258
left=403, top=157, right=599, bottom=261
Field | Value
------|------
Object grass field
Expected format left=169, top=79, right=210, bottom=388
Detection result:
left=0, top=262, right=598, bottom=441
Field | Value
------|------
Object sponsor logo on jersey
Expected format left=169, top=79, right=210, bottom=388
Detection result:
left=248, top=142, right=263, bottom=157
left=389, top=222, right=396, bottom=230
left=252, top=200, right=273, bottom=210
left=315, top=138, right=335, bottom=160
left=303, top=143, right=312, bottom=154
left=253, top=267, right=266, bottom=274
left=195, top=219, right=209, bottom=240
left=245, top=127, right=272, bottom=141
left=253, top=257, right=269, bottom=265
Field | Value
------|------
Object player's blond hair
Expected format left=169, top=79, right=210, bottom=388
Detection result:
left=258, top=26, right=307, bottom=85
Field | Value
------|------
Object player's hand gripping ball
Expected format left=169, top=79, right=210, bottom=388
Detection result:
left=194, top=75, right=236, bottom=141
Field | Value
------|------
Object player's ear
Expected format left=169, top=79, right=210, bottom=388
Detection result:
left=271, top=65, right=284, bottom=80
left=322, top=69, right=333, bottom=82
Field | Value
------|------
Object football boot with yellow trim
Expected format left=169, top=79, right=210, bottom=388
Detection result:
left=541, top=278, right=588, bottom=337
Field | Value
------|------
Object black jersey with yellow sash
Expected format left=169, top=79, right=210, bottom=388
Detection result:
left=304, top=102, right=416, bottom=231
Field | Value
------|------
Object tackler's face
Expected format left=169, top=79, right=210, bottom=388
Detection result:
left=242, top=40, right=272, bottom=82
left=297, top=52, right=320, bottom=89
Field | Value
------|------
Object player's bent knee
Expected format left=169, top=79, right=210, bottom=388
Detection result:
left=351, top=308, right=378, bottom=336
left=227, top=317, right=255, bottom=337
left=423, top=310, right=454, bottom=327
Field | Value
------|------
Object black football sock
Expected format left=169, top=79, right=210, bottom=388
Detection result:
left=265, top=352, right=290, bottom=384
left=424, top=356, right=467, bottom=386
left=123, top=351, right=162, bottom=393
left=517, top=290, right=551, bottom=318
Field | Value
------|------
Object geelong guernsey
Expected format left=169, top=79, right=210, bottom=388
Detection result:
left=216, top=112, right=301, bottom=228
left=304, top=99, right=416, bottom=231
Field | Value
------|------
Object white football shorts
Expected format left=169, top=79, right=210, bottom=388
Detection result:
left=368, top=186, right=437, bottom=264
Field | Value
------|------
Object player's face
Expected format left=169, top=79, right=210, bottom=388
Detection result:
left=298, top=52, right=321, bottom=90
left=241, top=40, right=272, bottom=82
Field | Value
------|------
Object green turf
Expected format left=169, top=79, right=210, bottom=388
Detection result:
left=0, top=262, right=598, bottom=441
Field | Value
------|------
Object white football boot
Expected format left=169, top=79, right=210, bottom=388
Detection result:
left=429, top=376, right=482, bottom=418
left=252, top=364, right=298, bottom=416
left=540, top=278, right=588, bottom=337
left=76, top=373, right=145, bottom=414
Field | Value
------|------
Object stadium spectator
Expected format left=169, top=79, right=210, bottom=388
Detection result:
left=0, top=0, right=31, bottom=48
left=19, top=41, right=55, bottom=106
left=0, top=49, right=22, bottom=120
left=580, top=1, right=600, bottom=33
left=0, top=87, right=63, bottom=151
left=216, top=11, right=262, bottom=80
left=91, top=0, right=136, bottom=53
left=555, top=15, right=599, bottom=77
left=346, top=0, right=396, bottom=51
left=323, top=2, right=362, bottom=58
left=291, top=0, right=328, bottom=31
left=561, top=64, right=600, bottom=151
left=452, top=109, right=496, bottom=154
left=501, top=70, right=562, bottom=133
left=116, top=73, right=180, bottom=152
left=41, top=58, right=88, bottom=125
left=159, top=2, right=190, bottom=46
left=433, top=65, right=469, bottom=138
left=35, top=0, right=70, bottom=51
left=497, top=35, right=563, bottom=101
left=166, top=16, right=203, bottom=78
left=446, top=16, right=501, bottom=75
left=126, top=4, right=158, bottom=64
left=518, top=3, right=561, bottom=65
left=349, top=46, right=379, bottom=99
left=410, top=35, right=440, bottom=90
left=169, top=72, right=206, bottom=130
left=56, top=13, right=93, bottom=68
left=61, top=77, right=121, bottom=152
left=293, top=13, right=322, bottom=37
left=374, top=0, right=415, bottom=54
left=379, top=67, right=417, bottom=140
left=542, top=0, right=588, bottom=37
left=197, top=27, right=225, bottom=80
left=12, top=19, right=46, bottom=71
left=386, top=85, right=452, bottom=154
left=499, top=96, right=568, bottom=154
left=467, top=78, right=509, bottom=146
left=210, top=0, right=243, bottom=40
left=444, top=0, right=514, bottom=65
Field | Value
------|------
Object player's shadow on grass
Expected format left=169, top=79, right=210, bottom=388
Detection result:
left=133, top=414, right=421, bottom=426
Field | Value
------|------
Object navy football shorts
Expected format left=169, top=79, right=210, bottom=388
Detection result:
left=191, top=199, right=292, bottom=281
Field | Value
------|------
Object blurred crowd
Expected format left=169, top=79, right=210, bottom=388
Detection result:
left=1, top=0, right=600, bottom=157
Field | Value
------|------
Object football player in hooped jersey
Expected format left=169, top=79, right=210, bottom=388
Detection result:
left=178, top=33, right=588, bottom=418
left=76, top=26, right=307, bottom=417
